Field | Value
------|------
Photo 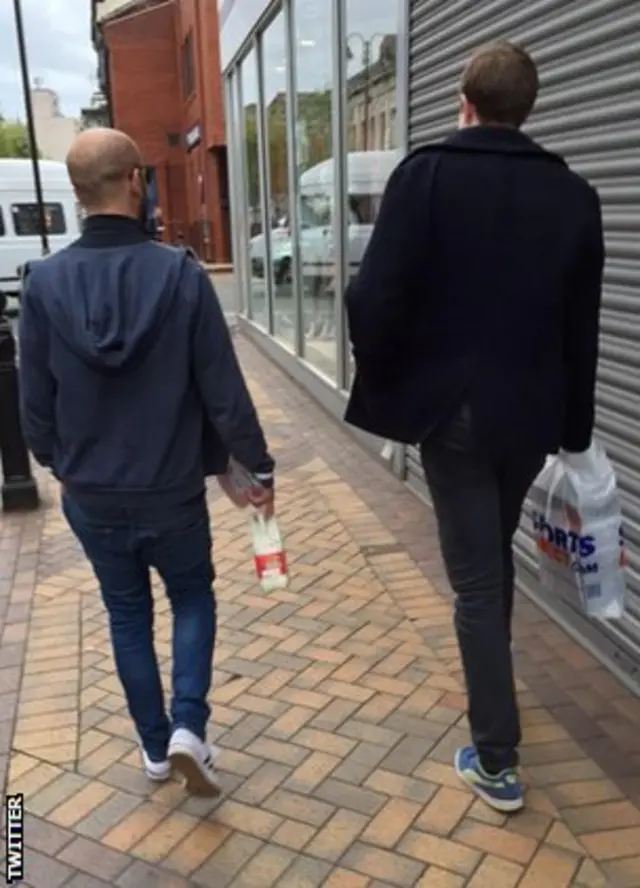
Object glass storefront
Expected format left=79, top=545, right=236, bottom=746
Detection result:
left=295, top=0, right=335, bottom=380
left=344, top=0, right=400, bottom=386
left=261, top=9, right=294, bottom=351
left=225, top=0, right=401, bottom=389
left=241, top=48, right=267, bottom=327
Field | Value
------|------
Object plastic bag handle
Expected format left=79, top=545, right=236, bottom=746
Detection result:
left=559, top=442, right=599, bottom=472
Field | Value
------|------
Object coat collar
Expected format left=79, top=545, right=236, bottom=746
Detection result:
left=77, top=214, right=150, bottom=249
left=410, top=125, right=566, bottom=166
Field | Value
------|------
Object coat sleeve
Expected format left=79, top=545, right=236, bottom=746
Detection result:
left=345, top=157, right=421, bottom=381
left=190, top=265, right=275, bottom=479
left=562, top=186, right=604, bottom=453
left=18, top=275, right=57, bottom=468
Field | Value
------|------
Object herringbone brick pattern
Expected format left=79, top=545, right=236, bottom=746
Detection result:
left=1, top=336, right=639, bottom=886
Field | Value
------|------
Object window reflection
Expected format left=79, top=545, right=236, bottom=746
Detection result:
left=261, top=9, right=294, bottom=349
left=294, top=0, right=336, bottom=381
left=345, top=3, right=400, bottom=384
left=347, top=27, right=398, bottom=153
left=237, top=0, right=399, bottom=378
left=241, top=49, right=267, bottom=327
left=228, top=72, right=247, bottom=315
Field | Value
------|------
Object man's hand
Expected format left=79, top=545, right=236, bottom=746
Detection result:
left=247, top=484, right=275, bottom=519
left=217, top=472, right=249, bottom=508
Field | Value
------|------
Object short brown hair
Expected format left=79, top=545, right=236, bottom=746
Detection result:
left=461, top=41, right=538, bottom=128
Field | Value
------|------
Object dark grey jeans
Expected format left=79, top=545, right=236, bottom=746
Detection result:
left=420, top=403, right=544, bottom=773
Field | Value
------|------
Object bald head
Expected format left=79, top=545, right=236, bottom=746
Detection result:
left=66, top=128, right=144, bottom=216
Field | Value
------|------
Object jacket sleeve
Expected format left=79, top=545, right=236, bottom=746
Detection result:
left=18, top=275, right=57, bottom=467
left=190, top=266, right=275, bottom=478
left=562, top=186, right=604, bottom=453
left=345, top=158, right=420, bottom=381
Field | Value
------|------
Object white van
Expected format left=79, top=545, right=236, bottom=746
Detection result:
left=0, top=159, right=80, bottom=299
left=298, top=149, right=399, bottom=293
left=249, top=150, right=399, bottom=291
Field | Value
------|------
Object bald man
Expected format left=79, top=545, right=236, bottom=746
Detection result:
left=18, top=128, right=275, bottom=796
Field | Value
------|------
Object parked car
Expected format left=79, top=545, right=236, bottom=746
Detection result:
left=250, top=223, right=292, bottom=284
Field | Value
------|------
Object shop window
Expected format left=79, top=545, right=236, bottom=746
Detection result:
left=294, top=0, right=336, bottom=380
left=182, top=30, right=196, bottom=99
left=261, top=8, right=292, bottom=345
left=11, top=203, right=66, bottom=236
left=241, top=48, right=267, bottom=327
left=345, top=4, right=400, bottom=384
left=300, top=195, right=328, bottom=228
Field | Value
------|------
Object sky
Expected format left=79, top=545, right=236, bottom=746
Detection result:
left=0, top=0, right=95, bottom=121
left=0, top=0, right=397, bottom=121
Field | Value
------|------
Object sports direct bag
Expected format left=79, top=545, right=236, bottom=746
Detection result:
left=529, top=442, right=626, bottom=620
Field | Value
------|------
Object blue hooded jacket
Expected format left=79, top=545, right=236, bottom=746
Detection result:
left=18, top=215, right=274, bottom=507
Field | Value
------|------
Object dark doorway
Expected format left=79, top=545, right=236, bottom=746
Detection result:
left=211, top=145, right=231, bottom=263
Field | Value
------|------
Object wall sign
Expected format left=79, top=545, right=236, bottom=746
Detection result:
left=186, top=124, right=201, bottom=150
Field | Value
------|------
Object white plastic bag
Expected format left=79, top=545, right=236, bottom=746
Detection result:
left=529, top=441, right=626, bottom=620
left=251, top=513, right=289, bottom=592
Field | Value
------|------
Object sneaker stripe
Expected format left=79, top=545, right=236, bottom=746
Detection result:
left=454, top=746, right=524, bottom=814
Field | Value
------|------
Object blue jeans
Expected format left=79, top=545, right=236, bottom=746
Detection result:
left=63, top=492, right=216, bottom=761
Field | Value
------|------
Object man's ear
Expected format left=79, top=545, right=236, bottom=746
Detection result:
left=458, top=93, right=477, bottom=128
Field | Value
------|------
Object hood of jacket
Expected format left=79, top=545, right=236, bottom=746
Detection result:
left=30, top=215, right=189, bottom=374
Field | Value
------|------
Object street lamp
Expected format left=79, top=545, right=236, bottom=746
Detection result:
left=12, top=0, right=50, bottom=257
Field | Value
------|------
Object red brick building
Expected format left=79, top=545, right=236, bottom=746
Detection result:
left=92, top=0, right=230, bottom=263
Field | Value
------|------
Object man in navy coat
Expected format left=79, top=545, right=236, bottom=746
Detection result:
left=345, top=41, right=604, bottom=812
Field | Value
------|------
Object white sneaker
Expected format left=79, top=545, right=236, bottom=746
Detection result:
left=140, top=747, right=171, bottom=782
left=168, top=727, right=221, bottom=797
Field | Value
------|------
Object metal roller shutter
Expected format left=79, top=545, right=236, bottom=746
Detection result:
left=406, top=0, right=640, bottom=687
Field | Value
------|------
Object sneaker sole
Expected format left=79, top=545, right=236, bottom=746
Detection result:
left=144, top=766, right=171, bottom=782
left=168, top=748, right=221, bottom=797
left=454, top=750, right=524, bottom=814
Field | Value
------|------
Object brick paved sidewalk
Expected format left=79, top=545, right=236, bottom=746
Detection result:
left=2, top=336, right=640, bottom=887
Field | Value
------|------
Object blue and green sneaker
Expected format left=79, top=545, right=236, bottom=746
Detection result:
left=454, top=746, right=524, bottom=813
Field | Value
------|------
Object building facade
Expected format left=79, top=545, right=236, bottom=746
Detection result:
left=31, top=85, right=80, bottom=163
left=80, top=88, right=111, bottom=131
left=221, top=0, right=640, bottom=691
left=92, top=0, right=231, bottom=262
